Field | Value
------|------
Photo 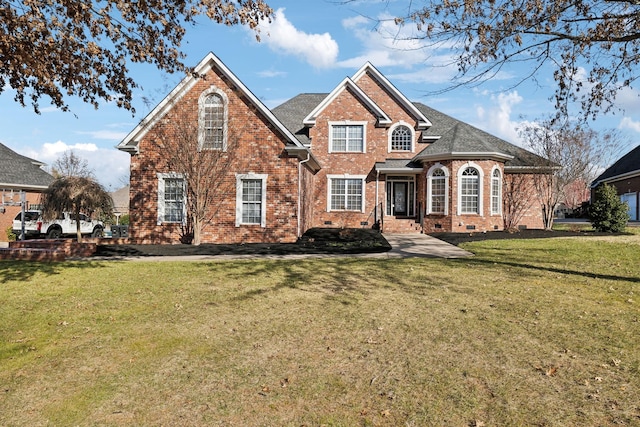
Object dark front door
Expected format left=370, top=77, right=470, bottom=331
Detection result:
left=393, top=182, right=407, bottom=215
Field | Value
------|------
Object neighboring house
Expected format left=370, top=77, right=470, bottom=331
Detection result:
left=109, top=184, right=130, bottom=223
left=0, top=142, right=54, bottom=241
left=118, top=52, right=547, bottom=244
left=591, top=144, right=640, bottom=221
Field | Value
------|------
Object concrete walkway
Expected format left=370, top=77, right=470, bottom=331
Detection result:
left=105, top=233, right=472, bottom=262
left=382, top=233, right=473, bottom=259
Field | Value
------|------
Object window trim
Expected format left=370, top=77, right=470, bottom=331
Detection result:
left=388, top=122, right=414, bottom=153
left=198, top=86, right=228, bottom=151
left=328, top=121, right=367, bottom=153
left=157, top=172, right=186, bottom=225
left=327, top=174, right=367, bottom=213
left=426, top=164, right=449, bottom=215
left=457, top=162, right=484, bottom=216
left=490, top=166, right=502, bottom=215
left=235, top=173, right=268, bottom=227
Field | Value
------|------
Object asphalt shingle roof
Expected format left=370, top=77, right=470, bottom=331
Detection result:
left=413, top=103, right=545, bottom=167
left=272, top=95, right=545, bottom=168
left=0, top=143, right=53, bottom=189
left=592, top=144, right=640, bottom=185
left=272, top=94, right=328, bottom=147
left=374, top=158, right=423, bottom=170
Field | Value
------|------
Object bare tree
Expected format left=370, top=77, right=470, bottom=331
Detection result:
left=366, top=0, right=640, bottom=119
left=52, top=150, right=94, bottom=179
left=502, top=173, right=536, bottom=231
left=40, top=176, right=113, bottom=242
left=518, top=118, right=625, bottom=229
left=151, top=106, right=239, bottom=245
left=0, top=0, right=272, bottom=114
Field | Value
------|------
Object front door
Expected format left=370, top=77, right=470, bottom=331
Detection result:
left=393, top=182, right=407, bottom=216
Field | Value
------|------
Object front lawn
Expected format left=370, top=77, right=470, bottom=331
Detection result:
left=1, top=233, right=638, bottom=426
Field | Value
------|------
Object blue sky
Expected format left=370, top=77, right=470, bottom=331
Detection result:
left=2, top=0, right=639, bottom=190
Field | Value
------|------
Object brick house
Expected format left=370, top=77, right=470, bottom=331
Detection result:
left=591, top=144, right=640, bottom=221
left=118, top=52, right=546, bottom=244
left=0, top=143, right=54, bottom=241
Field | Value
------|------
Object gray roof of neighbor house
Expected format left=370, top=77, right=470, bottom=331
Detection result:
left=0, top=142, right=54, bottom=190
left=591, top=144, right=640, bottom=186
left=272, top=95, right=546, bottom=168
left=110, top=184, right=130, bottom=214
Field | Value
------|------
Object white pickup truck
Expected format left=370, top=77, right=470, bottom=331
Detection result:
left=12, top=210, right=105, bottom=239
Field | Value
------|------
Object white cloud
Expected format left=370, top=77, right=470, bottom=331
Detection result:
left=339, top=12, right=467, bottom=71
left=257, top=69, right=288, bottom=78
left=614, top=86, right=640, bottom=115
left=258, top=8, right=339, bottom=68
left=39, top=106, right=61, bottom=113
left=338, top=13, right=438, bottom=69
left=474, top=91, right=526, bottom=145
left=619, top=117, right=640, bottom=133
left=17, top=140, right=129, bottom=190
left=26, top=141, right=99, bottom=161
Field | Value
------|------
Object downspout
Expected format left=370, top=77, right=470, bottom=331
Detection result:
left=297, top=151, right=311, bottom=238
left=376, top=170, right=380, bottom=227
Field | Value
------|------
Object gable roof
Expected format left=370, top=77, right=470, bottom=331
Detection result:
left=110, top=184, right=130, bottom=214
left=274, top=94, right=545, bottom=170
left=591, top=144, right=640, bottom=187
left=0, top=143, right=53, bottom=191
left=351, top=62, right=431, bottom=130
left=302, top=77, right=392, bottom=127
left=117, top=52, right=320, bottom=171
left=413, top=103, right=547, bottom=169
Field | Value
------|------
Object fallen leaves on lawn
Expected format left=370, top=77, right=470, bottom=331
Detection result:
left=533, top=364, right=559, bottom=377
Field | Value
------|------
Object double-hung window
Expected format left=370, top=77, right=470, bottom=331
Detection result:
left=491, top=168, right=502, bottom=215
left=157, top=173, right=185, bottom=224
left=430, top=169, right=446, bottom=214
left=330, top=124, right=364, bottom=152
left=329, top=176, right=365, bottom=211
left=460, top=167, right=480, bottom=214
left=236, top=174, right=267, bottom=227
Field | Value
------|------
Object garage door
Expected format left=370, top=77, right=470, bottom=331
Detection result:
left=621, top=193, right=637, bottom=221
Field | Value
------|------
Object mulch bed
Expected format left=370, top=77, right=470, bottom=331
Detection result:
left=93, top=227, right=630, bottom=258
left=94, top=228, right=392, bottom=258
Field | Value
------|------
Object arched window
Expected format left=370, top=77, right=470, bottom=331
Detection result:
left=390, top=124, right=412, bottom=151
left=199, top=89, right=227, bottom=150
left=426, top=164, right=449, bottom=215
left=202, top=94, right=224, bottom=150
left=460, top=167, right=480, bottom=214
left=491, top=168, right=502, bottom=215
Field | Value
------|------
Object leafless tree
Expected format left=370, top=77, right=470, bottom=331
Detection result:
left=52, top=150, right=94, bottom=179
left=502, top=173, right=537, bottom=231
left=357, top=0, right=640, bottom=119
left=151, top=105, right=239, bottom=245
left=0, top=0, right=272, bottom=113
left=518, top=117, right=625, bottom=229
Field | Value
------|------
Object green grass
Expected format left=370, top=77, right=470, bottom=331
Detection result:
left=1, top=233, right=639, bottom=426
